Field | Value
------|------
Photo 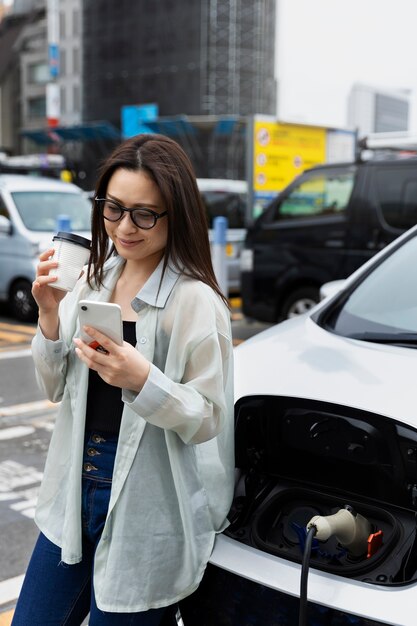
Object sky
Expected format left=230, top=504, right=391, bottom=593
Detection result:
left=276, top=0, right=417, bottom=132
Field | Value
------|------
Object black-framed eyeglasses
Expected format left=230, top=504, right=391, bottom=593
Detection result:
left=95, top=198, right=168, bottom=230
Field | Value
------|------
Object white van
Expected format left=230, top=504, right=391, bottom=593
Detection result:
left=0, top=174, right=92, bottom=321
left=197, top=178, right=247, bottom=293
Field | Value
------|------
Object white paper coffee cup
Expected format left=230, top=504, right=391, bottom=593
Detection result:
left=49, top=231, right=91, bottom=292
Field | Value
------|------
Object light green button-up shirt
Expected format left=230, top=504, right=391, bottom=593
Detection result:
left=31, top=256, right=235, bottom=612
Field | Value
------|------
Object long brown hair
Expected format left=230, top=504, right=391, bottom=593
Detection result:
left=87, top=133, right=228, bottom=306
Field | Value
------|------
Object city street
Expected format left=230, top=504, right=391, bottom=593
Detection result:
left=0, top=301, right=272, bottom=621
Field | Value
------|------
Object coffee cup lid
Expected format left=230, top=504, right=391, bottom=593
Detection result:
left=53, top=231, right=91, bottom=250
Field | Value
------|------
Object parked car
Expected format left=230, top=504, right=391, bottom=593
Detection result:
left=241, top=157, right=417, bottom=322
left=0, top=174, right=92, bottom=321
left=180, top=224, right=417, bottom=626
left=198, top=178, right=247, bottom=294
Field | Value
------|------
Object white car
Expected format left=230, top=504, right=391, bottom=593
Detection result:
left=0, top=174, right=91, bottom=321
left=180, top=225, right=417, bottom=625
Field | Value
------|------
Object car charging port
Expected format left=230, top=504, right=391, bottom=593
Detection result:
left=306, top=504, right=374, bottom=558
left=246, top=487, right=399, bottom=581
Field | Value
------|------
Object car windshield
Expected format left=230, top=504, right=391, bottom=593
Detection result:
left=12, top=191, right=92, bottom=231
left=325, top=233, right=417, bottom=341
left=201, top=190, right=246, bottom=228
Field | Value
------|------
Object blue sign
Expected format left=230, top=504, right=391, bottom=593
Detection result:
left=121, top=103, right=159, bottom=138
left=56, top=214, right=71, bottom=231
left=48, top=43, right=60, bottom=78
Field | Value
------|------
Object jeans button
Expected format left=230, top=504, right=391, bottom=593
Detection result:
left=84, top=462, right=98, bottom=472
left=92, top=434, right=106, bottom=444
left=87, top=448, right=100, bottom=457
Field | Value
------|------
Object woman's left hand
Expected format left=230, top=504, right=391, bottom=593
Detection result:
left=74, top=326, right=150, bottom=392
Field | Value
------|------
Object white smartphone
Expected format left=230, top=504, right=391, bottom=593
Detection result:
left=78, top=300, right=123, bottom=353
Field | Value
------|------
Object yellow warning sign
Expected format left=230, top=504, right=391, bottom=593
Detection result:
left=253, top=120, right=327, bottom=193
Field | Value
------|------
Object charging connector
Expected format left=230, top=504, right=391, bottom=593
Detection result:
left=307, top=505, right=371, bottom=557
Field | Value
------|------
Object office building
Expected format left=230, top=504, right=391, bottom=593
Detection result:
left=82, top=0, right=276, bottom=124
left=347, top=83, right=410, bottom=137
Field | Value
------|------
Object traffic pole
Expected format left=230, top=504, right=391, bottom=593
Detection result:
left=212, top=216, right=228, bottom=297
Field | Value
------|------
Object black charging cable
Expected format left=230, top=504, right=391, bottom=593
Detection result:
left=299, top=524, right=317, bottom=626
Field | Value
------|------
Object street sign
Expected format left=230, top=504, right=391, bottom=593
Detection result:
left=121, top=103, right=159, bottom=138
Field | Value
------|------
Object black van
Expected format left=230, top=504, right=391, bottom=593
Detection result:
left=241, top=158, right=417, bottom=322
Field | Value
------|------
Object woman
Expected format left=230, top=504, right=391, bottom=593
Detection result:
left=12, top=134, right=235, bottom=625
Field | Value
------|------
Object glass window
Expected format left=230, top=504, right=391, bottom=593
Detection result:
left=200, top=191, right=246, bottom=228
left=60, top=48, right=66, bottom=76
left=28, top=62, right=49, bottom=84
left=273, top=168, right=356, bottom=222
left=374, top=166, right=417, bottom=230
left=59, top=11, right=66, bottom=39
left=28, top=96, right=46, bottom=119
left=73, top=84, right=81, bottom=112
left=60, top=86, right=67, bottom=114
left=73, top=47, right=80, bottom=74
left=73, top=8, right=80, bottom=36
left=11, top=191, right=91, bottom=232
left=327, top=233, right=417, bottom=337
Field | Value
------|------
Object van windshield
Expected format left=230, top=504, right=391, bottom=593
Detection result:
left=12, top=191, right=92, bottom=232
left=273, top=167, right=356, bottom=221
left=200, top=190, right=246, bottom=229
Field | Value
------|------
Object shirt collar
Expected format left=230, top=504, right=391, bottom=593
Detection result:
left=102, top=255, right=181, bottom=311
left=133, top=258, right=181, bottom=310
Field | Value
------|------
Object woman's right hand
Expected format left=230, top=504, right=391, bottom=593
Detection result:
left=32, top=248, right=67, bottom=314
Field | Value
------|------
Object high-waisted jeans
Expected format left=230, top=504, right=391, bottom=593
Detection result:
left=12, top=431, right=178, bottom=626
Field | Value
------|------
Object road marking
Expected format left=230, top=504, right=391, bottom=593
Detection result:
left=0, top=322, right=35, bottom=355
left=0, top=400, right=56, bottom=417
left=0, top=426, right=35, bottom=441
left=0, top=609, right=14, bottom=625
left=0, top=575, right=24, bottom=607
left=0, top=322, right=35, bottom=333
left=0, top=349, right=32, bottom=360
left=0, top=331, right=32, bottom=343
left=0, top=461, right=43, bottom=491
left=0, top=462, right=42, bottom=520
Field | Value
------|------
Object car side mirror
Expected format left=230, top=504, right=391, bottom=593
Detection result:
left=0, top=214, right=12, bottom=235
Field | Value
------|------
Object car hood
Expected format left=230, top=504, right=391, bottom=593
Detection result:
left=234, top=314, right=417, bottom=429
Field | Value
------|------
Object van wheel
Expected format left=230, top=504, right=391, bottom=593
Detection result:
left=10, top=280, right=38, bottom=322
left=280, top=287, right=319, bottom=320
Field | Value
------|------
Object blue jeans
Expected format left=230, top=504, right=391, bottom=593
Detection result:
left=12, top=431, right=178, bottom=626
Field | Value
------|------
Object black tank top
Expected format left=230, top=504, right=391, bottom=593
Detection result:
left=85, top=321, right=137, bottom=435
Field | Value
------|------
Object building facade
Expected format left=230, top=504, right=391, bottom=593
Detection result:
left=82, top=0, right=276, bottom=125
left=347, top=83, right=410, bottom=138
left=57, top=0, right=82, bottom=127
left=0, top=0, right=276, bottom=183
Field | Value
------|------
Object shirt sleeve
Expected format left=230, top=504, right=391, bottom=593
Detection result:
left=31, top=327, right=70, bottom=403
left=122, top=330, right=233, bottom=445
